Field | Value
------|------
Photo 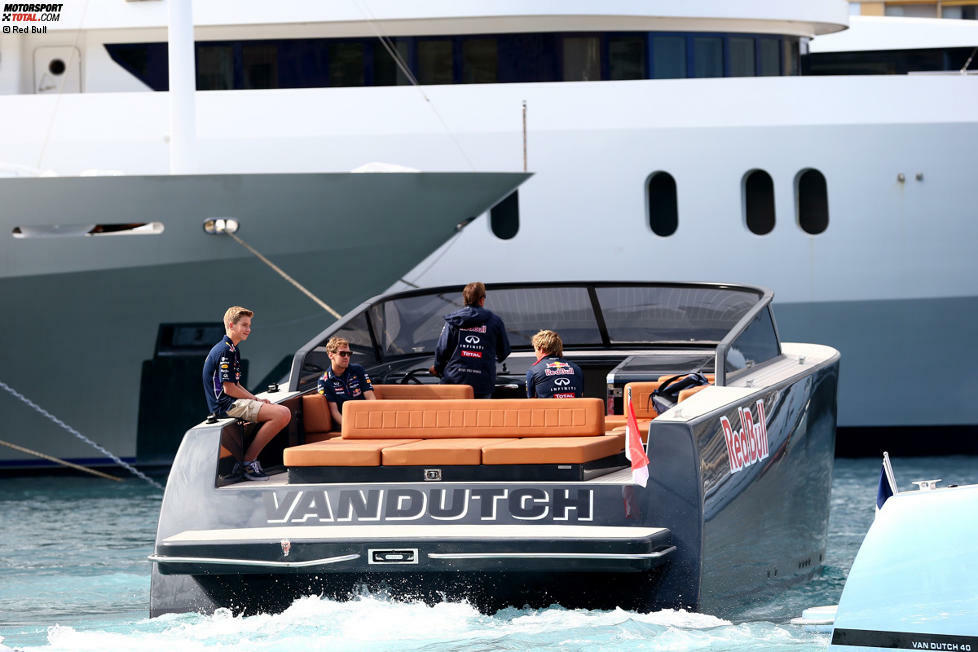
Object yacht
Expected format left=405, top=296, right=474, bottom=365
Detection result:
left=149, top=281, right=840, bottom=616
left=2, top=1, right=975, bottom=470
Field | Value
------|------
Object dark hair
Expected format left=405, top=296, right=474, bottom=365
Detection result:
left=462, top=282, right=486, bottom=307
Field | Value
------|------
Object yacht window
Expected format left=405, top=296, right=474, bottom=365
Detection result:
left=758, top=39, right=781, bottom=76
left=105, top=43, right=169, bottom=91
left=562, top=36, right=601, bottom=81
left=693, top=37, right=723, bottom=78
left=608, top=36, right=646, bottom=80
left=783, top=39, right=801, bottom=76
left=885, top=4, right=938, bottom=17
left=724, top=307, right=781, bottom=376
left=490, top=190, right=519, bottom=240
left=647, top=172, right=678, bottom=237
left=196, top=44, right=234, bottom=90
left=796, top=169, right=829, bottom=235
left=418, top=39, right=454, bottom=84
left=373, top=39, right=412, bottom=86
left=243, top=44, right=277, bottom=89
left=729, top=37, right=756, bottom=77
left=11, top=222, right=164, bottom=238
left=462, top=38, right=498, bottom=83
left=744, top=170, right=776, bottom=235
left=329, top=42, right=364, bottom=87
left=651, top=36, right=686, bottom=79
left=498, top=34, right=559, bottom=83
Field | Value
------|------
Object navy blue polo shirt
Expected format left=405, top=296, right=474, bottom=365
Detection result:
left=526, top=356, right=584, bottom=399
left=318, top=363, right=374, bottom=413
left=202, top=335, right=241, bottom=416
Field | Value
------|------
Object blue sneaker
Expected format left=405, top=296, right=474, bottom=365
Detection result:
left=243, top=460, right=269, bottom=481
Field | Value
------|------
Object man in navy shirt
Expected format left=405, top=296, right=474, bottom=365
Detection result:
left=202, top=306, right=290, bottom=481
left=318, top=336, right=376, bottom=427
left=526, top=330, right=584, bottom=399
left=429, top=282, right=511, bottom=399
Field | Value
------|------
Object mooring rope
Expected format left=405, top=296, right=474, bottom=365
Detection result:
left=225, top=231, right=342, bottom=320
left=0, top=379, right=164, bottom=491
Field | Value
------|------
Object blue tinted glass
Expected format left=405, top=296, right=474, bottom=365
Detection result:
left=758, top=39, right=780, bottom=76
left=652, top=36, right=686, bottom=79
left=725, top=308, right=781, bottom=374
left=729, top=37, right=755, bottom=77
left=609, top=36, right=646, bottom=80
left=693, top=37, right=723, bottom=78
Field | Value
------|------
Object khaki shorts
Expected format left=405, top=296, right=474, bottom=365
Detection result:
left=226, top=398, right=263, bottom=421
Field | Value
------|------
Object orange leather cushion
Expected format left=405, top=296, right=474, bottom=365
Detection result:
left=481, top=433, right=626, bottom=465
left=283, top=439, right=419, bottom=467
left=609, top=420, right=652, bottom=444
left=302, top=394, right=332, bottom=434
left=372, top=384, right=474, bottom=400
left=621, top=382, right=661, bottom=419
left=382, top=438, right=516, bottom=466
left=341, top=398, right=605, bottom=440
left=678, top=385, right=709, bottom=402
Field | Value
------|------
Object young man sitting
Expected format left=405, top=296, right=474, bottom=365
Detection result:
left=526, top=329, right=584, bottom=399
left=317, top=336, right=376, bottom=427
left=202, top=306, right=291, bottom=481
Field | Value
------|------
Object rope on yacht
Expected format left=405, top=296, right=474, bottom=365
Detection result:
left=0, top=379, right=164, bottom=491
left=224, top=231, right=342, bottom=319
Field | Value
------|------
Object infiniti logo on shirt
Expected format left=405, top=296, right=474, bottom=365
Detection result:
left=464, top=335, right=481, bottom=344
left=554, top=377, right=572, bottom=386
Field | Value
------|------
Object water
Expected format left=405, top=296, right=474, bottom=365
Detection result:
left=1, top=456, right=975, bottom=651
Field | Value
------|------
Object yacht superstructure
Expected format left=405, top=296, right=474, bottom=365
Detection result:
left=1, top=1, right=975, bottom=468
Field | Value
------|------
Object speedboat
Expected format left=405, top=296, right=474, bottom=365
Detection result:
left=149, top=281, right=839, bottom=616
left=794, top=460, right=978, bottom=651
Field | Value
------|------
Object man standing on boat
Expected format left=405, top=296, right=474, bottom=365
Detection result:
left=526, top=330, right=584, bottom=399
left=318, top=336, right=376, bottom=427
left=429, top=282, right=511, bottom=399
left=202, top=306, right=291, bottom=481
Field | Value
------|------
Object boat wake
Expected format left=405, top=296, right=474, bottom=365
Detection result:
left=10, top=593, right=829, bottom=651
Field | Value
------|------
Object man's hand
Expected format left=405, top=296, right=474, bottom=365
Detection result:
left=428, top=365, right=440, bottom=377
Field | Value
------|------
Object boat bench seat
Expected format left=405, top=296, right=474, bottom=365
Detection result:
left=284, top=433, right=626, bottom=467
left=341, top=398, right=606, bottom=439
left=301, top=385, right=476, bottom=442
left=605, top=379, right=713, bottom=431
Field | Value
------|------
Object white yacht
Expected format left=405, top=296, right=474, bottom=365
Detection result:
left=1, top=1, right=975, bottom=469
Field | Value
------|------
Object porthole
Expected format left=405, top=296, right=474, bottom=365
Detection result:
left=796, top=168, right=829, bottom=235
left=490, top=190, right=519, bottom=240
left=647, top=172, right=678, bottom=237
left=744, top=169, right=775, bottom=235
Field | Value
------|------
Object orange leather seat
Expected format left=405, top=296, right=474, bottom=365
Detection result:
left=341, top=398, right=606, bottom=440
left=481, top=433, right=626, bottom=465
left=372, top=384, right=474, bottom=400
left=382, top=438, right=516, bottom=466
left=678, top=385, right=709, bottom=402
left=302, top=394, right=334, bottom=437
left=609, top=420, right=652, bottom=444
left=283, top=439, right=419, bottom=467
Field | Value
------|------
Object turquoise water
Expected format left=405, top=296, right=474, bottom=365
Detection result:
left=2, top=456, right=976, bottom=651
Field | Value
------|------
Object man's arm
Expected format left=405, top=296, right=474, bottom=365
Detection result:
left=327, top=401, right=343, bottom=426
left=525, top=369, right=535, bottom=398
left=222, top=382, right=269, bottom=403
left=363, top=390, right=377, bottom=401
left=495, top=318, right=512, bottom=362
left=430, top=323, right=456, bottom=376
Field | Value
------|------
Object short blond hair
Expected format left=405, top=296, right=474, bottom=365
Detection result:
left=531, top=330, right=563, bottom=357
left=462, top=282, right=486, bottom=307
left=325, top=336, right=350, bottom=354
left=223, top=306, right=253, bottom=333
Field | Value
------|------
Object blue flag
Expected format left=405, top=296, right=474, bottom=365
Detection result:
left=876, top=452, right=897, bottom=514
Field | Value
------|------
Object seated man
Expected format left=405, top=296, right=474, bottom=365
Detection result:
left=526, top=330, right=584, bottom=399
left=318, top=336, right=376, bottom=427
left=429, top=281, right=511, bottom=399
left=202, top=306, right=291, bottom=481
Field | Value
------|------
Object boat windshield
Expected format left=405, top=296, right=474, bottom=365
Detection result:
left=366, top=284, right=761, bottom=357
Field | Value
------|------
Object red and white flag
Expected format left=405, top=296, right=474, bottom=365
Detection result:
left=624, top=387, right=650, bottom=487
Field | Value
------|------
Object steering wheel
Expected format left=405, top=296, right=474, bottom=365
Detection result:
left=400, top=367, right=435, bottom=385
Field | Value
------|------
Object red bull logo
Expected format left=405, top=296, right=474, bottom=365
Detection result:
left=720, top=400, right=769, bottom=473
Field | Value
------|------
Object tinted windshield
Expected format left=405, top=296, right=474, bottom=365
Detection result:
left=366, top=284, right=760, bottom=357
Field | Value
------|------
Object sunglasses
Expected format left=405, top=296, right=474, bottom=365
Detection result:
left=334, top=351, right=353, bottom=357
